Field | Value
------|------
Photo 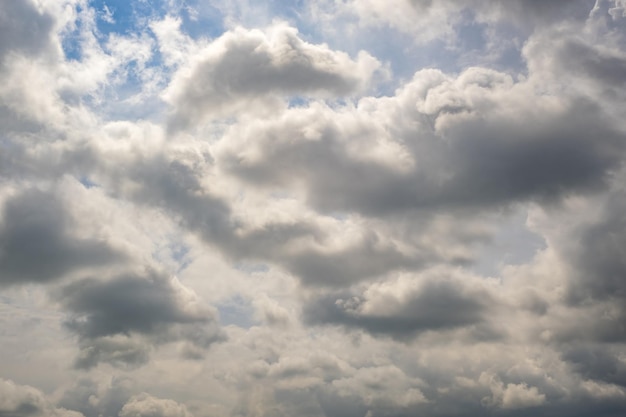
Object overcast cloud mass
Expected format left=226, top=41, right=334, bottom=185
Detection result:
left=1, top=0, right=626, bottom=416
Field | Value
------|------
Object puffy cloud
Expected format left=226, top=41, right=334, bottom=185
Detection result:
left=217, top=63, right=623, bottom=218
left=0, top=0, right=56, bottom=61
left=0, top=379, right=84, bottom=417
left=56, top=269, right=225, bottom=368
left=0, top=188, right=125, bottom=286
left=1, top=1, right=626, bottom=417
left=163, top=23, right=381, bottom=128
left=57, top=377, right=134, bottom=417
left=480, top=373, right=546, bottom=410
left=304, top=269, right=498, bottom=340
left=119, top=393, right=193, bottom=417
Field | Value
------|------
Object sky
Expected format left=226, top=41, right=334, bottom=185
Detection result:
left=0, top=0, right=626, bottom=416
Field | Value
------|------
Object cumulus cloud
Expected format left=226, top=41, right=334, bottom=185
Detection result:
left=304, top=269, right=498, bottom=340
left=119, top=393, right=193, bottom=417
left=217, top=64, right=623, bottom=217
left=163, top=23, right=381, bottom=128
left=0, top=188, right=125, bottom=286
left=0, top=379, right=84, bottom=417
left=56, top=269, right=225, bottom=368
left=1, top=1, right=626, bottom=417
left=0, top=0, right=56, bottom=60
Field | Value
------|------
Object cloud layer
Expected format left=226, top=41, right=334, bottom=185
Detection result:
left=0, top=0, right=625, bottom=416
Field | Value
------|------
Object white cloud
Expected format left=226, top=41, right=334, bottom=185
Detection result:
left=119, top=393, right=193, bottom=417
left=163, top=23, right=382, bottom=128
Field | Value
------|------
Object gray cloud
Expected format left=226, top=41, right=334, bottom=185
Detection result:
left=556, top=40, right=626, bottom=86
left=94, top=149, right=427, bottom=287
left=0, top=378, right=83, bottom=417
left=217, top=66, right=624, bottom=218
left=56, top=269, right=224, bottom=368
left=304, top=271, right=497, bottom=340
left=0, top=0, right=55, bottom=61
left=58, top=378, right=133, bottom=417
left=563, top=345, right=626, bottom=388
left=0, top=188, right=126, bottom=286
left=354, top=0, right=595, bottom=37
left=1, top=1, right=626, bottom=417
left=568, top=194, right=626, bottom=306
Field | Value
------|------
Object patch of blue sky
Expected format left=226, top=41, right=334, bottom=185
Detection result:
left=60, top=1, right=227, bottom=121
left=61, top=2, right=85, bottom=61
left=79, top=176, right=99, bottom=189
left=300, top=9, right=526, bottom=96
left=472, top=209, right=546, bottom=278
left=79, top=75, right=167, bottom=123
left=455, top=10, right=488, bottom=53
left=90, top=0, right=160, bottom=36
left=452, top=10, right=527, bottom=75
left=287, top=95, right=310, bottom=108
left=86, top=0, right=225, bottom=47
left=61, top=1, right=153, bottom=62
left=175, top=1, right=227, bottom=41
left=169, top=241, right=192, bottom=273
left=152, top=238, right=193, bottom=274
left=264, top=0, right=310, bottom=28
left=99, top=59, right=168, bottom=121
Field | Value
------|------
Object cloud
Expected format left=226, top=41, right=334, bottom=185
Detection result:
left=0, top=378, right=84, bottom=417
left=0, top=0, right=56, bottom=61
left=119, top=394, right=193, bottom=417
left=163, top=23, right=381, bottom=128
left=217, top=65, right=623, bottom=217
left=56, top=269, right=225, bottom=368
left=86, top=138, right=427, bottom=288
left=304, top=269, right=498, bottom=340
left=480, top=373, right=546, bottom=410
left=567, top=193, right=626, bottom=307
left=339, top=0, right=595, bottom=41
left=57, top=377, right=134, bottom=417
left=1, top=1, right=626, bottom=417
left=0, top=188, right=126, bottom=286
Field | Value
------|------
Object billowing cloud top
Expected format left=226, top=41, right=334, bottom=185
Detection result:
left=1, top=1, right=626, bottom=416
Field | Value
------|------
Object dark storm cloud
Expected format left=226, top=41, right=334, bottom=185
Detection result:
left=0, top=189, right=125, bottom=286
left=56, top=269, right=224, bottom=368
left=304, top=274, right=495, bottom=340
